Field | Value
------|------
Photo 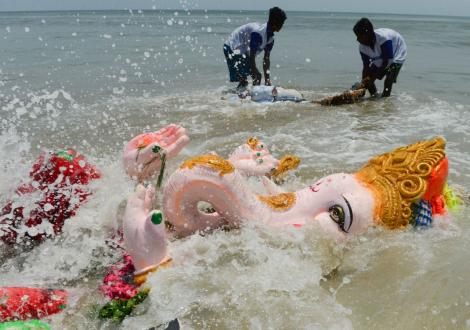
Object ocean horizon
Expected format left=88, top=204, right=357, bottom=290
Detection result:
left=1, top=8, right=470, bottom=19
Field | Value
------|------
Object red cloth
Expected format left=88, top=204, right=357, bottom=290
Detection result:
left=0, top=287, right=67, bottom=321
left=0, top=149, right=100, bottom=244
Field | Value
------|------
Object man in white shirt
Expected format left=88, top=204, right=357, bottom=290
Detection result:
left=353, top=18, right=407, bottom=97
left=223, top=7, right=287, bottom=90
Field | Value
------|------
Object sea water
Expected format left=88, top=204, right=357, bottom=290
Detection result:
left=0, top=9, right=470, bottom=329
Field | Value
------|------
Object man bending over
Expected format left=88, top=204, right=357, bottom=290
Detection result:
left=353, top=17, right=407, bottom=97
left=223, top=7, right=287, bottom=91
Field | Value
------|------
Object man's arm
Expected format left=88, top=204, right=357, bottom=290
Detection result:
left=357, top=51, right=375, bottom=90
left=250, top=51, right=261, bottom=85
left=249, top=32, right=263, bottom=85
left=263, top=51, right=271, bottom=86
left=360, top=52, right=371, bottom=80
left=358, top=51, right=375, bottom=89
left=376, top=40, right=393, bottom=79
left=360, top=58, right=384, bottom=83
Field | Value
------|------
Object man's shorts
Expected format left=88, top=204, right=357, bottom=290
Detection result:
left=385, top=62, right=403, bottom=83
left=223, top=44, right=251, bottom=82
left=367, top=62, right=403, bottom=83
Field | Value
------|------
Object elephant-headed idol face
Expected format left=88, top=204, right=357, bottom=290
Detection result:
left=305, top=137, right=448, bottom=240
left=306, top=173, right=375, bottom=240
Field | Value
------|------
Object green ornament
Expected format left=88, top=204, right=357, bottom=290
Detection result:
left=55, top=150, right=74, bottom=163
left=256, top=152, right=261, bottom=157
left=152, top=145, right=161, bottom=153
left=151, top=212, right=163, bottom=225
left=99, top=288, right=150, bottom=322
left=0, top=320, right=51, bottom=330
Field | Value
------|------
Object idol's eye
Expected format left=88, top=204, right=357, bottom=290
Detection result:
left=329, top=205, right=345, bottom=229
left=328, top=197, right=353, bottom=233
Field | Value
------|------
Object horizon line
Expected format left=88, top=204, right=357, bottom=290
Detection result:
left=0, top=8, right=469, bottom=19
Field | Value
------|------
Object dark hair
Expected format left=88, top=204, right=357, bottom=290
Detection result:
left=353, top=17, right=374, bottom=37
left=268, top=7, right=287, bottom=25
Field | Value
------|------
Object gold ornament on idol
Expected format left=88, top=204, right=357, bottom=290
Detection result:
left=247, top=137, right=259, bottom=150
left=356, top=137, right=446, bottom=229
left=133, top=259, right=172, bottom=286
left=271, top=155, right=301, bottom=179
left=180, top=155, right=235, bottom=176
left=258, top=192, right=297, bottom=211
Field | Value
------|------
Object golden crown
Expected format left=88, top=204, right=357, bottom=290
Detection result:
left=355, top=137, right=446, bottom=229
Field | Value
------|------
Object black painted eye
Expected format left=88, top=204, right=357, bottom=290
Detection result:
left=328, top=202, right=352, bottom=233
left=329, top=205, right=344, bottom=227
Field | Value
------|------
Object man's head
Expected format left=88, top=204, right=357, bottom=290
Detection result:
left=353, top=17, right=375, bottom=46
left=268, top=7, right=287, bottom=32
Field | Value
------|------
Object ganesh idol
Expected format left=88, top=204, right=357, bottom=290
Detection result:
left=162, top=137, right=453, bottom=239
left=121, top=135, right=458, bottom=287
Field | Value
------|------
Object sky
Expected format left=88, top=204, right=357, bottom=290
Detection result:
left=1, top=0, right=470, bottom=17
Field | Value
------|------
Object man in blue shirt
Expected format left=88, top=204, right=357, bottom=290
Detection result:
left=353, top=18, right=407, bottom=97
left=223, top=7, right=287, bottom=90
